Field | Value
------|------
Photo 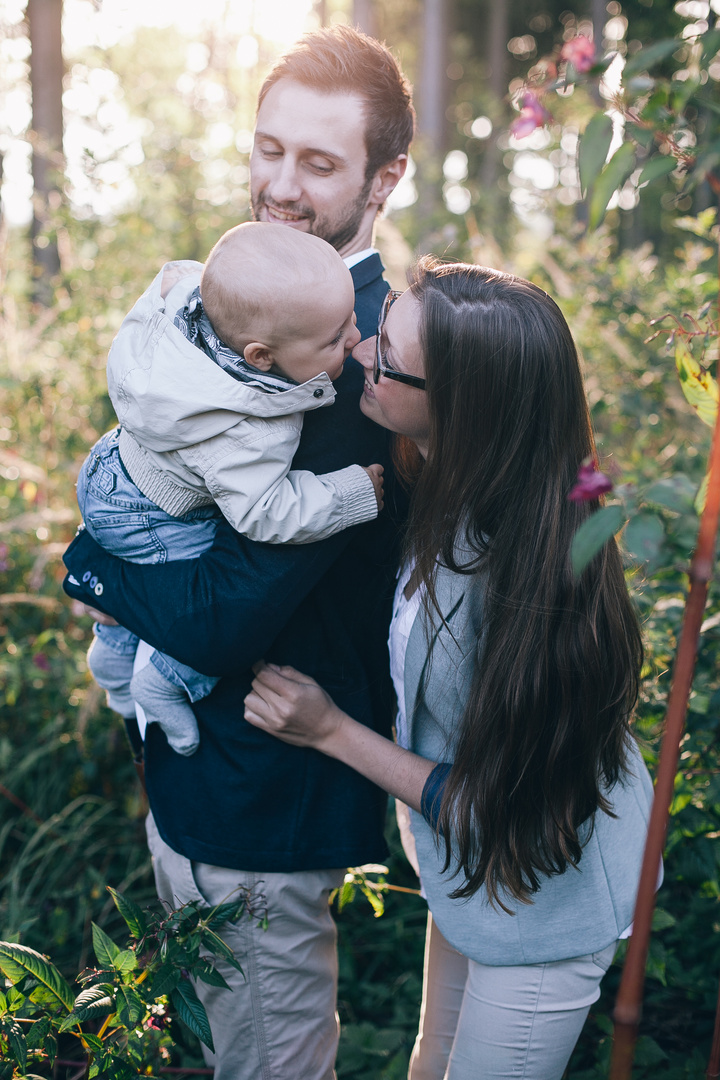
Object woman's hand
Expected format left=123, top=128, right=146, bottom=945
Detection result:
left=244, top=663, right=347, bottom=752
left=245, top=662, right=436, bottom=812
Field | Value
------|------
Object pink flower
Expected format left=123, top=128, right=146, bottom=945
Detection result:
left=568, top=463, right=614, bottom=502
left=560, top=35, right=596, bottom=73
left=510, top=92, right=551, bottom=139
left=33, top=653, right=50, bottom=671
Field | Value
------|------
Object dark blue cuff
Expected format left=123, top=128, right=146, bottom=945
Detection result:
left=420, top=763, right=452, bottom=829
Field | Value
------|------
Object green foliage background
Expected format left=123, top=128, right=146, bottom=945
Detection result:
left=3, top=4, right=720, bottom=1076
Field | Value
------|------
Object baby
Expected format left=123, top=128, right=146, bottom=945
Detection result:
left=77, top=222, right=383, bottom=755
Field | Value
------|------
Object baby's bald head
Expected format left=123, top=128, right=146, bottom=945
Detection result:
left=200, top=222, right=351, bottom=354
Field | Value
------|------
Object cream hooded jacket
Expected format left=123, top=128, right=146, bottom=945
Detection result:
left=107, top=262, right=378, bottom=545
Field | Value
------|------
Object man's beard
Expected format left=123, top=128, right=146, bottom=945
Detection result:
left=251, top=175, right=373, bottom=253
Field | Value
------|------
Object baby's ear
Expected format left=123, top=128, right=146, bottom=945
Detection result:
left=243, top=342, right=275, bottom=372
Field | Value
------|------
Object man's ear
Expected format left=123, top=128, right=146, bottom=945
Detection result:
left=243, top=342, right=276, bottom=372
left=368, top=155, right=408, bottom=207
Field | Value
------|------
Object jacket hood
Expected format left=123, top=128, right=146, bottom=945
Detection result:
left=107, top=261, right=337, bottom=453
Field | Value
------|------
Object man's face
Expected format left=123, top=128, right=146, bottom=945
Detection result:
left=250, top=80, right=375, bottom=257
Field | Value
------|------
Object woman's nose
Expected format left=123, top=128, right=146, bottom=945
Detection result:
left=352, top=337, right=374, bottom=370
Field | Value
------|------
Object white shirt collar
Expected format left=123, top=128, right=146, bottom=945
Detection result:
left=343, top=247, right=378, bottom=270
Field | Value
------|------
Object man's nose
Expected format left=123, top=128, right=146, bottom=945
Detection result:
left=348, top=322, right=362, bottom=349
left=268, top=158, right=303, bottom=204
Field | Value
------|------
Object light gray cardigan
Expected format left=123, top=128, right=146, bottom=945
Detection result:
left=405, top=563, right=656, bottom=966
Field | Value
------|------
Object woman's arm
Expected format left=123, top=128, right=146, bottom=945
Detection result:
left=244, top=663, right=436, bottom=810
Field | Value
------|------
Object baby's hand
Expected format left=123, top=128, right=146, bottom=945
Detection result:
left=362, top=464, right=384, bottom=512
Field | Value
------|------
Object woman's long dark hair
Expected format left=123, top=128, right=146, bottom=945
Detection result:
left=407, top=259, right=643, bottom=909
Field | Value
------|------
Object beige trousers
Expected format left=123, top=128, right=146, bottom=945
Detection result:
left=146, top=813, right=345, bottom=1080
left=409, top=914, right=617, bottom=1080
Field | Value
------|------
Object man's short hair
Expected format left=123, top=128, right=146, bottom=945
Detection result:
left=258, top=25, right=415, bottom=183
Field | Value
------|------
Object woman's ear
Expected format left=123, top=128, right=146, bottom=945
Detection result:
left=243, top=342, right=275, bottom=372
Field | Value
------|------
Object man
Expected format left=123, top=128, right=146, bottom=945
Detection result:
left=63, top=24, right=415, bottom=1080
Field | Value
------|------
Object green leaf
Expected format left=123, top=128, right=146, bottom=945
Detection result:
left=149, top=961, right=180, bottom=999
left=652, top=907, right=677, bottom=931
left=588, top=142, right=636, bottom=229
left=25, top=1016, right=52, bottom=1051
left=360, top=883, right=386, bottom=918
left=82, top=1032, right=105, bottom=1051
left=624, top=513, right=665, bottom=566
left=200, top=928, right=243, bottom=973
left=59, top=984, right=116, bottom=1032
left=5, top=1020, right=27, bottom=1073
left=623, top=39, right=680, bottom=78
left=638, top=155, right=677, bottom=186
left=675, top=340, right=718, bottom=427
left=337, top=880, right=356, bottom=913
left=635, top=1033, right=669, bottom=1064
left=625, top=121, right=655, bottom=149
left=91, top=923, right=121, bottom=969
left=571, top=505, right=624, bottom=578
left=701, top=27, right=720, bottom=62
left=0, top=989, right=6, bottom=1016
left=107, top=888, right=148, bottom=940
left=171, top=980, right=215, bottom=1053
left=116, top=985, right=145, bottom=1028
left=686, top=138, right=720, bottom=189
left=195, top=958, right=233, bottom=990
left=644, top=474, right=697, bottom=514
left=695, top=472, right=709, bottom=516
left=203, top=898, right=248, bottom=930
left=113, top=950, right=137, bottom=978
left=0, top=942, right=74, bottom=1012
left=578, top=113, right=613, bottom=196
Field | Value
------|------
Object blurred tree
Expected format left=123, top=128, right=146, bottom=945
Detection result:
left=27, top=0, right=63, bottom=304
left=353, top=0, right=378, bottom=37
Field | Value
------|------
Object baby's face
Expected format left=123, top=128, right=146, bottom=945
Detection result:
left=272, top=273, right=361, bottom=384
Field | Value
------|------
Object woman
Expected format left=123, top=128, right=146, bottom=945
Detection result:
left=244, top=259, right=653, bottom=1080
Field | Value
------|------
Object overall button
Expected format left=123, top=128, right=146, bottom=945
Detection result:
left=313, top=388, right=324, bottom=398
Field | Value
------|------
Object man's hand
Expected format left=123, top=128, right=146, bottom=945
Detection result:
left=361, top=463, right=384, bottom=512
left=244, top=663, right=346, bottom=752
left=71, top=600, right=119, bottom=627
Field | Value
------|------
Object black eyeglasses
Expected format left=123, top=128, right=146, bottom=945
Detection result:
left=374, top=290, right=426, bottom=391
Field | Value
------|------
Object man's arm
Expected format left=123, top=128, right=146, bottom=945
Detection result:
left=63, top=517, right=357, bottom=677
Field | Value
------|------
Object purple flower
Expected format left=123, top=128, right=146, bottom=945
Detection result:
left=510, top=92, right=551, bottom=139
left=568, top=463, right=614, bottom=502
left=560, top=35, right=596, bottom=74
left=33, top=653, right=50, bottom=671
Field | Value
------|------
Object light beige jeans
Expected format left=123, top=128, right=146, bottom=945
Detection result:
left=409, top=913, right=617, bottom=1080
left=146, top=812, right=345, bottom=1080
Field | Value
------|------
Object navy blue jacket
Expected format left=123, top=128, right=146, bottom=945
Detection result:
left=64, top=254, right=401, bottom=871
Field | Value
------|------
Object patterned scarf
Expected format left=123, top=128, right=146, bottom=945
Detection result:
left=173, top=287, right=296, bottom=393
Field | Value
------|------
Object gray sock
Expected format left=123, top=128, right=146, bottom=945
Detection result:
left=130, top=663, right=200, bottom=756
left=87, top=636, right=137, bottom=718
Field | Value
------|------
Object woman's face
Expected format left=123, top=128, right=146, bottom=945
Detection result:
left=355, top=289, right=431, bottom=456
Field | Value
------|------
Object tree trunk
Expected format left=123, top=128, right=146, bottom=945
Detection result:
left=419, top=0, right=449, bottom=157
left=479, top=0, right=508, bottom=217
left=353, top=0, right=377, bottom=37
left=27, top=0, right=64, bottom=304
